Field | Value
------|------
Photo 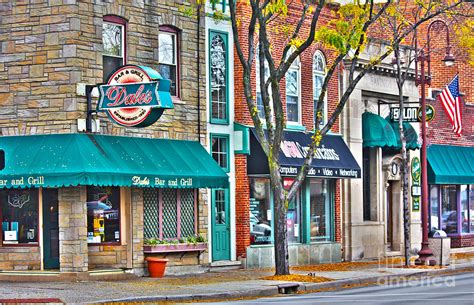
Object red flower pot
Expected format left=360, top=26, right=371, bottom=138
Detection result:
left=145, top=257, right=169, bottom=278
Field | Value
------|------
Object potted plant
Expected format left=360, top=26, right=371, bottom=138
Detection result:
left=143, top=235, right=208, bottom=253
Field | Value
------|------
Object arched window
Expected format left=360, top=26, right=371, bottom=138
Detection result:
left=255, top=49, right=272, bottom=121
left=209, top=31, right=228, bottom=124
left=313, top=51, right=327, bottom=129
left=102, top=15, right=127, bottom=82
left=286, top=49, right=301, bottom=125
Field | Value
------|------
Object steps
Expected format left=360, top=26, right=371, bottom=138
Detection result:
left=209, top=260, right=242, bottom=272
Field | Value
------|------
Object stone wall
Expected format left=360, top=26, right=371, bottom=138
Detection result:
left=0, top=0, right=206, bottom=142
left=88, top=245, right=128, bottom=270
left=0, top=246, right=41, bottom=271
left=58, top=187, right=88, bottom=273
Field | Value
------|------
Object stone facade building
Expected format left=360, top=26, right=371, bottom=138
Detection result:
left=0, top=0, right=229, bottom=279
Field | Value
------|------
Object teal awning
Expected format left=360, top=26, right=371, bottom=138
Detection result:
left=428, top=144, right=474, bottom=184
left=386, top=118, right=420, bottom=150
left=362, top=112, right=398, bottom=148
left=0, top=134, right=228, bottom=189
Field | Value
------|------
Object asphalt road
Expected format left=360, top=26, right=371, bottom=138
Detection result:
left=213, top=272, right=474, bottom=305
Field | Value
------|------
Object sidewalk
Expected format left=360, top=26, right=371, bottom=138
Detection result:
left=0, top=255, right=473, bottom=304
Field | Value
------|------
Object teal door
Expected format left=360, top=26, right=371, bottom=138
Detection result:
left=211, top=189, right=230, bottom=261
left=43, top=189, right=59, bottom=269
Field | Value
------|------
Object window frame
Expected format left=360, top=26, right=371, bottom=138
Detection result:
left=1, top=188, right=40, bottom=247
left=210, top=133, right=230, bottom=173
left=159, top=25, right=180, bottom=98
left=86, top=186, right=122, bottom=246
left=211, top=0, right=227, bottom=12
left=255, top=50, right=274, bottom=123
left=313, top=50, right=327, bottom=130
left=308, top=179, right=335, bottom=243
left=102, top=15, right=127, bottom=82
left=285, top=54, right=302, bottom=125
left=144, top=189, right=198, bottom=240
left=209, top=30, right=229, bottom=125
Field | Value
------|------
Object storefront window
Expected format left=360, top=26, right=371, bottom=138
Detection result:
left=461, top=185, right=469, bottom=233
left=143, top=189, right=196, bottom=240
left=249, top=178, right=273, bottom=245
left=429, top=185, right=439, bottom=231
left=87, top=186, right=120, bottom=244
left=310, top=180, right=332, bottom=242
left=1, top=189, right=38, bottom=245
left=287, top=192, right=301, bottom=244
left=441, top=185, right=458, bottom=234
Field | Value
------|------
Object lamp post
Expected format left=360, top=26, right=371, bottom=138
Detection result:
left=415, top=20, right=455, bottom=265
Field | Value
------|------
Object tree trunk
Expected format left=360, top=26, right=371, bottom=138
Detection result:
left=273, top=188, right=289, bottom=275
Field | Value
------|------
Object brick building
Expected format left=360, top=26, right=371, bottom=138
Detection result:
left=0, top=0, right=229, bottom=278
left=232, top=2, right=361, bottom=268
left=422, top=20, right=474, bottom=248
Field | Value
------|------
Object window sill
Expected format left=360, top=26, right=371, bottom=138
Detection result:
left=285, top=124, right=306, bottom=131
left=1, top=243, right=39, bottom=248
left=172, top=96, right=186, bottom=105
left=87, top=242, right=121, bottom=247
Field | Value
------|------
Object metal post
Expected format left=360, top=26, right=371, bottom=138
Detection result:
left=417, top=50, right=434, bottom=265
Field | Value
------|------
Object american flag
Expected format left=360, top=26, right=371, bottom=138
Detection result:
left=439, top=74, right=462, bottom=136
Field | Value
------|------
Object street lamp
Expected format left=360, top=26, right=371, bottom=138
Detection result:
left=415, top=20, right=455, bottom=265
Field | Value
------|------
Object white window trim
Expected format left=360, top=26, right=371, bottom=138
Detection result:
left=313, top=51, right=327, bottom=129
left=255, top=53, right=274, bottom=123
left=159, top=31, right=177, bottom=66
left=286, top=57, right=302, bottom=125
left=103, top=21, right=125, bottom=62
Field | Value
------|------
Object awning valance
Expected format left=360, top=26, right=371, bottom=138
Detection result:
left=362, top=112, right=398, bottom=148
left=386, top=118, right=420, bottom=150
left=248, top=129, right=361, bottom=179
left=428, top=144, right=474, bottom=184
left=0, top=134, right=229, bottom=189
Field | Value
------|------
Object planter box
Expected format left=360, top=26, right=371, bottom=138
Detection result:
left=144, top=243, right=208, bottom=253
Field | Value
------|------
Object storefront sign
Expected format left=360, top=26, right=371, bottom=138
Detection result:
left=411, top=157, right=421, bottom=182
left=417, top=104, right=435, bottom=122
left=0, top=176, right=45, bottom=188
left=98, top=65, right=172, bottom=128
left=390, top=107, right=419, bottom=122
left=411, top=185, right=421, bottom=197
left=279, top=166, right=359, bottom=178
left=280, top=142, right=340, bottom=161
left=131, top=176, right=193, bottom=188
left=412, top=197, right=420, bottom=211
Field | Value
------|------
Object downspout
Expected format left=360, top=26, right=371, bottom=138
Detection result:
left=197, top=3, right=202, bottom=142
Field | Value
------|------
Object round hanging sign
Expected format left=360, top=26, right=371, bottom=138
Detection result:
left=98, top=65, right=173, bottom=128
left=417, top=104, right=435, bottom=123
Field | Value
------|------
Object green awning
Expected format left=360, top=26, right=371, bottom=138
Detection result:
left=386, top=118, right=420, bottom=150
left=428, top=144, right=474, bottom=184
left=362, top=112, right=398, bottom=148
left=0, top=134, right=229, bottom=189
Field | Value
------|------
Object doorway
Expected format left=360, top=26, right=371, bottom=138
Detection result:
left=211, top=189, right=230, bottom=261
left=43, top=189, right=59, bottom=269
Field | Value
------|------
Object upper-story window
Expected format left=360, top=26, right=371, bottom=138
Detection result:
left=313, top=51, right=327, bottom=129
left=211, top=0, right=227, bottom=12
left=286, top=51, right=301, bottom=125
left=159, top=26, right=179, bottom=96
left=209, top=31, right=228, bottom=124
left=255, top=52, right=272, bottom=122
left=102, top=16, right=126, bottom=82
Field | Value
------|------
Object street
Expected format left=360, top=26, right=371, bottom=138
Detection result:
left=210, top=273, right=474, bottom=305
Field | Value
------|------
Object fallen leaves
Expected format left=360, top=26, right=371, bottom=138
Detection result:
left=263, top=274, right=333, bottom=283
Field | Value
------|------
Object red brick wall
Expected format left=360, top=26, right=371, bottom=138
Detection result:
left=233, top=2, right=342, bottom=259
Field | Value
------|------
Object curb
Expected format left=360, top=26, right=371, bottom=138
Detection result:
left=89, top=263, right=474, bottom=303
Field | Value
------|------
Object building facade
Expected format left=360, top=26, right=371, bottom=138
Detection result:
left=232, top=2, right=361, bottom=268
left=341, top=42, right=423, bottom=260
left=0, top=0, right=228, bottom=278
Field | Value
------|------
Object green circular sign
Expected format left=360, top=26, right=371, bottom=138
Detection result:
left=417, top=104, right=435, bottom=122
left=411, top=157, right=421, bottom=182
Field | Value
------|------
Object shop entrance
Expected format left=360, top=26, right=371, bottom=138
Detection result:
left=386, top=181, right=402, bottom=251
left=43, top=189, right=59, bottom=269
left=211, top=189, right=230, bottom=261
